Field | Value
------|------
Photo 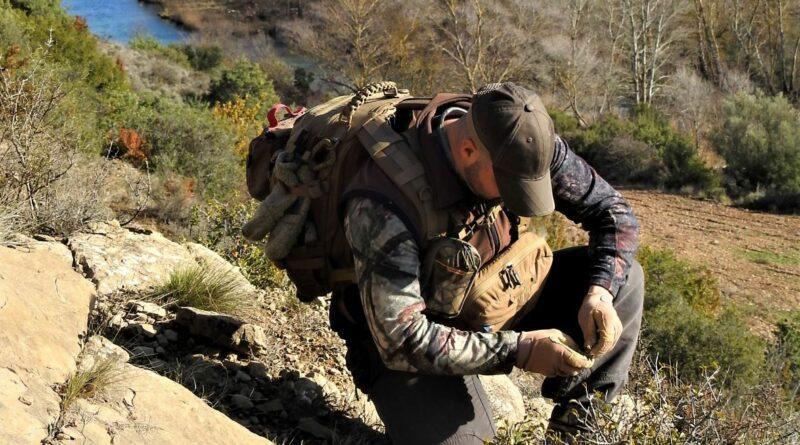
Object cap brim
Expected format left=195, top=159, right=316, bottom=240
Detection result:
left=495, top=169, right=555, bottom=217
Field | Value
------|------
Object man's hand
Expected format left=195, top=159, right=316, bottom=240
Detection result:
left=578, top=285, right=623, bottom=358
left=516, top=329, right=594, bottom=377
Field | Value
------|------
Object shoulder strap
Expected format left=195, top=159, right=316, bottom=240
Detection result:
left=357, top=115, right=449, bottom=241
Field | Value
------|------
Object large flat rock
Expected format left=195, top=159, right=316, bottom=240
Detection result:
left=70, top=338, right=272, bottom=445
left=0, top=243, right=96, bottom=444
left=69, top=220, right=197, bottom=295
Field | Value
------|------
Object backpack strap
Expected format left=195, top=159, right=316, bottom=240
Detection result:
left=356, top=116, right=449, bottom=242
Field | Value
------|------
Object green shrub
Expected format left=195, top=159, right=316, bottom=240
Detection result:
left=181, top=44, right=223, bottom=72
left=25, top=11, right=125, bottom=92
left=637, top=245, right=721, bottom=315
left=107, top=93, right=240, bottom=199
left=774, top=311, right=800, bottom=402
left=129, top=34, right=190, bottom=68
left=713, top=93, right=800, bottom=211
left=190, top=199, right=288, bottom=290
left=551, top=107, right=721, bottom=195
left=638, top=246, right=765, bottom=388
left=207, top=59, right=278, bottom=105
left=645, top=300, right=765, bottom=387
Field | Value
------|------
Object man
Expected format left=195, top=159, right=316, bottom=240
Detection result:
left=330, top=83, right=643, bottom=444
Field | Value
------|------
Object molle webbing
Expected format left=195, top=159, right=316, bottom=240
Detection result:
left=356, top=117, right=448, bottom=242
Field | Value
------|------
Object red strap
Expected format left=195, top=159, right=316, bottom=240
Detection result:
left=267, top=104, right=307, bottom=129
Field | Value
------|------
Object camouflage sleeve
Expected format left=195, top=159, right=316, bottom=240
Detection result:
left=344, top=197, right=520, bottom=375
left=551, top=135, right=640, bottom=296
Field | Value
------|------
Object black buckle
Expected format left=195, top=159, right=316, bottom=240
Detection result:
left=500, top=264, right=522, bottom=290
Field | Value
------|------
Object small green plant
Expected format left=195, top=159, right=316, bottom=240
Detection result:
left=180, top=44, right=223, bottom=72
left=638, top=245, right=721, bottom=315
left=59, top=357, right=123, bottom=413
left=152, top=263, right=251, bottom=315
left=773, top=311, right=800, bottom=402
left=207, top=59, right=279, bottom=105
left=741, top=248, right=800, bottom=266
left=637, top=245, right=765, bottom=389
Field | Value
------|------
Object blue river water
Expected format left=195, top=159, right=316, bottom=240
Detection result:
left=61, top=0, right=188, bottom=44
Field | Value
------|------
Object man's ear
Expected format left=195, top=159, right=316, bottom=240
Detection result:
left=460, top=137, right=478, bottom=161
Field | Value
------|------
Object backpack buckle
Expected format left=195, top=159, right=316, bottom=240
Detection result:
left=500, top=264, right=521, bottom=290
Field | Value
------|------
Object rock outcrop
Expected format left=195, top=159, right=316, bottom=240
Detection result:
left=69, top=220, right=197, bottom=295
left=175, top=306, right=269, bottom=355
left=0, top=240, right=95, bottom=444
left=2, top=221, right=542, bottom=444
left=66, top=337, right=271, bottom=445
left=479, top=374, right=530, bottom=426
left=0, top=232, right=273, bottom=445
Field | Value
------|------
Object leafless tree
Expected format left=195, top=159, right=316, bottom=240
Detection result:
left=282, top=0, right=397, bottom=91
left=667, top=66, right=718, bottom=148
left=545, top=0, right=601, bottom=126
left=692, top=0, right=726, bottom=87
left=597, top=0, right=628, bottom=115
left=432, top=0, right=539, bottom=92
left=620, top=0, right=684, bottom=104
left=730, top=0, right=800, bottom=100
left=0, top=36, right=111, bottom=234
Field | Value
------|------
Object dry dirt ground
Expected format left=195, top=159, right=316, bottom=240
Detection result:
left=622, top=189, right=800, bottom=334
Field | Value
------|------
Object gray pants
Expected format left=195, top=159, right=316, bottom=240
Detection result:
left=331, top=247, right=645, bottom=444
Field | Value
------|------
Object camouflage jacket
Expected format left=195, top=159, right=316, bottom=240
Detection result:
left=343, top=135, right=639, bottom=375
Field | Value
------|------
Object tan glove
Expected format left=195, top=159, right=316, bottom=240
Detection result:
left=578, top=286, right=623, bottom=358
left=516, top=329, right=594, bottom=377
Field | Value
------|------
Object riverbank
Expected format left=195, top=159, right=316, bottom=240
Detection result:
left=62, top=0, right=189, bottom=43
left=141, top=0, right=298, bottom=35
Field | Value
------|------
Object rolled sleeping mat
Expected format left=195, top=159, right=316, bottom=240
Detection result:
left=265, top=197, right=311, bottom=261
left=242, top=184, right=298, bottom=241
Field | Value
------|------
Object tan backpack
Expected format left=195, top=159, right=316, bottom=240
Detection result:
left=243, top=82, right=444, bottom=301
left=243, top=82, right=553, bottom=332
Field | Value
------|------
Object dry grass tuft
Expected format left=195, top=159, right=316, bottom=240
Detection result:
left=59, top=357, right=124, bottom=413
left=151, top=263, right=251, bottom=315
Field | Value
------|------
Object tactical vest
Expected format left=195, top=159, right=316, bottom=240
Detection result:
left=244, top=84, right=553, bottom=332
left=344, top=93, right=553, bottom=331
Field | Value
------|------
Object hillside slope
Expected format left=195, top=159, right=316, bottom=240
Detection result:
left=624, top=189, right=800, bottom=331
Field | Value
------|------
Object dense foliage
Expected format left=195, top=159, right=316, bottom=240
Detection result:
left=714, top=93, right=800, bottom=211
left=552, top=107, right=722, bottom=196
left=638, top=246, right=765, bottom=389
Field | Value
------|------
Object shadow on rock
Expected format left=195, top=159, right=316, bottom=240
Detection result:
left=91, top=298, right=387, bottom=444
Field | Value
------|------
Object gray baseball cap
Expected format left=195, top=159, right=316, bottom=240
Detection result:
left=466, top=83, right=555, bottom=217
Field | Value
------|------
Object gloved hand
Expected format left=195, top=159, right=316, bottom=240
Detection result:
left=515, top=329, right=594, bottom=377
left=578, top=285, right=623, bottom=358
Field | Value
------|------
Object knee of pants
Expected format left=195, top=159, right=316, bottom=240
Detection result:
left=616, top=259, right=644, bottom=326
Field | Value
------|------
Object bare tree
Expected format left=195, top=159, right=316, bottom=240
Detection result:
left=0, top=37, right=75, bottom=217
left=730, top=0, right=800, bottom=100
left=668, top=66, right=718, bottom=149
left=546, top=0, right=599, bottom=126
left=620, top=0, right=684, bottom=104
left=692, top=0, right=726, bottom=87
left=597, top=0, right=628, bottom=115
left=0, top=37, right=111, bottom=234
left=432, top=0, right=539, bottom=92
left=282, top=0, right=397, bottom=91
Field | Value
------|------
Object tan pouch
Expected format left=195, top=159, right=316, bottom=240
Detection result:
left=457, top=231, right=553, bottom=332
left=420, top=236, right=482, bottom=318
